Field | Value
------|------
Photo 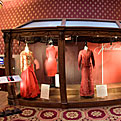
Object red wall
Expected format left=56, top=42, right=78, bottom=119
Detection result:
left=89, top=42, right=121, bottom=84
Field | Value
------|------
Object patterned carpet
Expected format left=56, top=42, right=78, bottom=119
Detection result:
left=1, top=105, right=121, bottom=121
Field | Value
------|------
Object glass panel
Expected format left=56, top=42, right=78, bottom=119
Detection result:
left=65, top=41, right=81, bottom=102
left=21, top=21, right=61, bottom=28
left=12, top=40, right=60, bottom=103
left=66, top=41, right=121, bottom=103
left=66, top=21, right=119, bottom=28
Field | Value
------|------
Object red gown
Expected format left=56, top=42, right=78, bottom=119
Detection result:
left=20, top=51, right=40, bottom=98
left=45, top=45, right=58, bottom=77
left=78, top=49, right=95, bottom=96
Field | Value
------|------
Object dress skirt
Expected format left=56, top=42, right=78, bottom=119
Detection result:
left=80, top=65, right=94, bottom=96
left=20, top=64, right=40, bottom=98
left=45, top=58, right=57, bottom=77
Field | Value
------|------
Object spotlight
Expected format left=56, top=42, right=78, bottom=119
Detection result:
left=65, top=36, right=71, bottom=40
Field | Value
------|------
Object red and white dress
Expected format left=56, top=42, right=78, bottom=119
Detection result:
left=20, top=50, right=40, bottom=98
left=78, top=49, right=95, bottom=96
left=45, top=45, right=58, bottom=77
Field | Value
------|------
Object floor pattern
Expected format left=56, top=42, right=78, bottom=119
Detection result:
left=1, top=105, right=121, bottom=121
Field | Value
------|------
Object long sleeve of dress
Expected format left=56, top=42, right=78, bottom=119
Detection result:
left=78, top=51, right=82, bottom=69
left=91, top=51, right=95, bottom=68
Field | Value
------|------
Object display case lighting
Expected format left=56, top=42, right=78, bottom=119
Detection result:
left=65, top=36, right=71, bottom=40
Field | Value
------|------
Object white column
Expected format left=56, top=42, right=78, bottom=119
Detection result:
left=102, top=43, right=103, bottom=85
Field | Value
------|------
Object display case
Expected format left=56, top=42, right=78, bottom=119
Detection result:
left=2, top=18, right=121, bottom=108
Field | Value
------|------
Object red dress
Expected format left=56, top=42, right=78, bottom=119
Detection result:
left=20, top=51, right=40, bottom=98
left=45, top=45, right=58, bottom=77
left=78, top=49, right=95, bottom=96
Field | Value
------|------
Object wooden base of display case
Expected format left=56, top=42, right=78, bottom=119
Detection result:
left=17, top=98, right=62, bottom=108
left=13, top=83, right=121, bottom=108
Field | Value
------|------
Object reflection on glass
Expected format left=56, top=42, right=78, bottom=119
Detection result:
left=66, top=21, right=119, bottom=28
left=13, top=41, right=60, bottom=103
left=21, top=21, right=61, bottom=28
left=65, top=42, right=98, bottom=102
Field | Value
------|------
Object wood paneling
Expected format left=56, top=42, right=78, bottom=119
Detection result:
left=29, top=43, right=49, bottom=84
left=29, top=42, right=82, bottom=85
left=28, top=42, right=84, bottom=85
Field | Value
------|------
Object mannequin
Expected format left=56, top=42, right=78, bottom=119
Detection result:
left=84, top=45, right=88, bottom=51
left=20, top=43, right=40, bottom=98
left=78, top=44, right=95, bottom=98
left=25, top=43, right=29, bottom=53
left=45, top=39, right=58, bottom=87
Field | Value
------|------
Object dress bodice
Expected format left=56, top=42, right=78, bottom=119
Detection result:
left=45, top=45, right=58, bottom=77
left=20, top=50, right=34, bottom=72
left=78, top=49, right=95, bottom=67
left=46, top=46, right=58, bottom=60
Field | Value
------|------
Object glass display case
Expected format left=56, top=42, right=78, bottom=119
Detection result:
left=2, top=18, right=121, bottom=108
